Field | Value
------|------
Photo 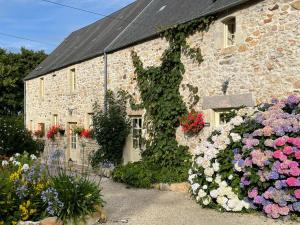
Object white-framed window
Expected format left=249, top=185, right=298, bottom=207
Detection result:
left=71, top=132, right=77, bottom=150
left=87, top=113, right=94, bottom=128
left=39, top=77, right=45, bottom=98
left=214, top=110, right=232, bottom=127
left=131, top=117, right=142, bottom=149
left=223, top=17, right=236, bottom=48
left=69, top=68, right=76, bottom=92
left=53, top=114, right=58, bottom=126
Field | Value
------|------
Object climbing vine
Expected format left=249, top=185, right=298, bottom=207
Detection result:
left=113, top=16, right=215, bottom=186
left=131, top=17, right=215, bottom=168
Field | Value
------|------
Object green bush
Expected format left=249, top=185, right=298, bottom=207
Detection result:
left=113, top=161, right=190, bottom=188
left=90, top=91, right=131, bottom=166
left=0, top=116, right=44, bottom=156
left=51, top=171, right=104, bottom=224
left=113, top=162, right=153, bottom=188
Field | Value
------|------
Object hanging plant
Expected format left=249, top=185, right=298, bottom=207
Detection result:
left=179, top=110, right=205, bottom=136
left=73, top=126, right=85, bottom=136
left=79, top=129, right=93, bottom=139
left=47, top=125, right=65, bottom=141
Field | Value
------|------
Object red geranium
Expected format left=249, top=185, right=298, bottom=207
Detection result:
left=79, top=129, right=92, bottom=139
left=179, top=110, right=204, bottom=135
left=47, top=125, right=60, bottom=140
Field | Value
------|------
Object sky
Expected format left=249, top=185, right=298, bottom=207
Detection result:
left=0, top=0, right=135, bottom=53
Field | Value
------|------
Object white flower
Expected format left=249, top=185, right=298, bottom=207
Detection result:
left=198, top=189, right=207, bottom=198
left=215, top=175, right=222, bottom=184
left=202, top=159, right=211, bottom=169
left=30, top=154, right=37, bottom=160
left=191, top=183, right=200, bottom=194
left=13, top=161, right=21, bottom=166
left=188, top=174, right=197, bottom=183
left=234, top=162, right=242, bottom=172
left=194, top=146, right=201, bottom=155
left=22, top=164, right=30, bottom=172
left=204, top=167, right=214, bottom=177
left=203, top=196, right=211, bottom=205
left=202, top=185, right=208, bottom=190
left=1, top=160, right=8, bottom=167
left=220, top=181, right=228, bottom=187
left=227, top=198, right=240, bottom=209
left=228, top=175, right=233, bottom=180
left=9, top=157, right=14, bottom=161
left=230, top=116, right=244, bottom=126
left=212, top=162, right=220, bottom=172
left=206, top=177, right=213, bottom=182
left=210, top=190, right=218, bottom=198
left=15, top=153, right=20, bottom=157
left=230, top=133, right=241, bottom=142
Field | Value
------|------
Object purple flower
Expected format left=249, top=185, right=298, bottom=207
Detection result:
left=292, top=202, right=300, bottom=212
left=268, top=171, right=279, bottom=180
left=287, top=95, right=300, bottom=105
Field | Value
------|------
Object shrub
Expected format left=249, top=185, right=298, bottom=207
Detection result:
left=91, top=91, right=131, bottom=166
left=113, top=160, right=190, bottom=188
left=113, top=162, right=153, bottom=188
left=51, top=171, right=104, bottom=224
left=189, top=95, right=300, bottom=219
left=0, top=116, right=44, bottom=156
left=0, top=153, right=48, bottom=224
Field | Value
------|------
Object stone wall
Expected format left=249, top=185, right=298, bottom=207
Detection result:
left=26, top=0, right=300, bottom=163
left=26, top=56, right=104, bottom=164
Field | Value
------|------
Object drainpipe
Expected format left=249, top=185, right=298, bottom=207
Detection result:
left=103, top=52, right=108, bottom=113
left=24, top=81, right=26, bottom=127
left=103, top=0, right=155, bottom=112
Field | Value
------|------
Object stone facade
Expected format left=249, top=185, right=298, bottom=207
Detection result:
left=25, top=0, right=300, bottom=164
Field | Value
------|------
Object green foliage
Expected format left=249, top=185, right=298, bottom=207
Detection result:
left=0, top=47, right=47, bottom=115
left=91, top=91, right=131, bottom=166
left=113, top=162, right=153, bottom=188
left=0, top=116, right=45, bottom=156
left=113, top=160, right=189, bottom=188
left=51, top=171, right=104, bottom=224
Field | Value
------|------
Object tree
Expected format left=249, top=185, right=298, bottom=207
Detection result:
left=0, top=47, right=47, bottom=115
left=91, top=91, right=131, bottom=166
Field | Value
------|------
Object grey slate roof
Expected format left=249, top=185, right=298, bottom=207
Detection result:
left=25, top=0, right=252, bottom=81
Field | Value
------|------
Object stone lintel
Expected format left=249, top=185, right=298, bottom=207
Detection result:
left=203, top=93, right=255, bottom=110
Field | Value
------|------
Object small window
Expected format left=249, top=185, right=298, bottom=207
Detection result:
left=69, top=69, right=76, bottom=92
left=223, top=17, right=236, bottom=47
left=214, top=110, right=232, bottom=127
left=132, top=117, right=142, bottom=149
left=39, top=78, right=45, bottom=98
left=87, top=113, right=94, bottom=128
left=37, top=123, right=45, bottom=137
left=71, top=132, right=77, bottom=149
left=53, top=114, right=58, bottom=126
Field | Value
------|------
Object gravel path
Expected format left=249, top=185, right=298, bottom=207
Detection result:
left=100, top=178, right=298, bottom=225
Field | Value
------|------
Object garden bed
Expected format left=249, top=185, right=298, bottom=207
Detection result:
left=0, top=153, right=105, bottom=225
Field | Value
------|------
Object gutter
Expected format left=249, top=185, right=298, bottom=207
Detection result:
left=102, top=0, right=155, bottom=112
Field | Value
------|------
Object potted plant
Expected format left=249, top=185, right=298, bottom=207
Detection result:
left=179, top=110, right=205, bottom=136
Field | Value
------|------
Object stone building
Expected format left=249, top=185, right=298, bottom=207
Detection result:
left=25, top=0, right=300, bottom=165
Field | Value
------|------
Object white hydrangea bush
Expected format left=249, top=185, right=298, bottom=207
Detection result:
left=189, top=107, right=257, bottom=212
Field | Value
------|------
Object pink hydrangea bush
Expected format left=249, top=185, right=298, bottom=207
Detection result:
left=189, top=95, right=300, bottom=219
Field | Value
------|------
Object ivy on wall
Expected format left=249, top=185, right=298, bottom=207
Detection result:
left=130, top=17, right=215, bottom=172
